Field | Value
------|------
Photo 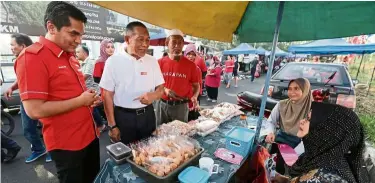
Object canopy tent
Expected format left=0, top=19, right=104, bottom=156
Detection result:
left=92, top=1, right=375, bottom=43
left=90, top=1, right=375, bottom=149
left=288, top=38, right=375, bottom=55
left=269, top=47, right=291, bottom=57
left=223, top=43, right=264, bottom=55
left=256, top=46, right=269, bottom=55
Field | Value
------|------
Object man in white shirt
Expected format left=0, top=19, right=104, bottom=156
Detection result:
left=100, top=21, right=164, bottom=144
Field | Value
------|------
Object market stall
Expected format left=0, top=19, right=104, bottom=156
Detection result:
left=94, top=103, right=267, bottom=183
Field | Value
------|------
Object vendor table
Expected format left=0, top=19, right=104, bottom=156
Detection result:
left=94, top=115, right=263, bottom=183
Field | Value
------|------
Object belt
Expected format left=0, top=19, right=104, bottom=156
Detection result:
left=160, top=99, right=189, bottom=106
left=115, top=105, right=151, bottom=115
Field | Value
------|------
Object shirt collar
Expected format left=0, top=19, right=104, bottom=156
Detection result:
left=39, top=36, right=74, bottom=58
left=121, top=49, right=146, bottom=62
left=83, top=57, right=90, bottom=63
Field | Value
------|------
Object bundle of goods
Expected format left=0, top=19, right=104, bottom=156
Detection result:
left=153, top=120, right=196, bottom=137
left=195, top=120, right=219, bottom=137
left=199, top=102, right=244, bottom=123
left=129, top=135, right=203, bottom=178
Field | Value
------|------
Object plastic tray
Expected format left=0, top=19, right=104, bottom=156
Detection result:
left=106, top=142, right=132, bottom=160
left=107, top=151, right=128, bottom=165
left=126, top=148, right=204, bottom=183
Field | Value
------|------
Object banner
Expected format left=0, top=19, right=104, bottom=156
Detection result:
left=0, top=1, right=163, bottom=42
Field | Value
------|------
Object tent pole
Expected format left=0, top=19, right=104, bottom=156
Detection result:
left=355, top=53, right=364, bottom=79
left=367, top=66, right=375, bottom=96
left=253, top=1, right=285, bottom=146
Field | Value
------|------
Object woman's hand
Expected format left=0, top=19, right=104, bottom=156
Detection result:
left=271, top=173, right=290, bottom=183
left=297, top=118, right=310, bottom=138
left=265, top=132, right=275, bottom=143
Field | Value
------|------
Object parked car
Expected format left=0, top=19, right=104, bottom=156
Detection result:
left=1, top=62, right=20, bottom=110
left=238, top=62, right=357, bottom=111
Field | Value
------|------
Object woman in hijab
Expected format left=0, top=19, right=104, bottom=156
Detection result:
left=263, top=78, right=312, bottom=173
left=93, top=39, right=115, bottom=83
left=272, top=102, right=369, bottom=183
left=185, top=44, right=202, bottom=121
left=205, top=56, right=222, bottom=103
left=264, top=78, right=312, bottom=148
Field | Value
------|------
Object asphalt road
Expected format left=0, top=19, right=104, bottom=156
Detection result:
left=1, top=75, right=265, bottom=183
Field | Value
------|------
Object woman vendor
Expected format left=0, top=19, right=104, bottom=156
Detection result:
left=263, top=78, right=312, bottom=173
left=272, top=102, right=370, bottom=183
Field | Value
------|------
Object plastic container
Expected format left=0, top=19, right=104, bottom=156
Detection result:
left=106, top=142, right=131, bottom=160
left=178, top=166, right=210, bottom=183
left=107, top=151, right=128, bottom=165
left=127, top=148, right=204, bottom=183
left=225, top=127, right=255, bottom=157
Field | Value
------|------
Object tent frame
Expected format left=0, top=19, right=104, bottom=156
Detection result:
left=254, top=1, right=285, bottom=148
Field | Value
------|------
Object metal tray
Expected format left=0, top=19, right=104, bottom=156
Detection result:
left=126, top=148, right=204, bottom=183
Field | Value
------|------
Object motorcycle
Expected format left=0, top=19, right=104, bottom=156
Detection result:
left=237, top=91, right=278, bottom=118
left=1, top=108, right=15, bottom=136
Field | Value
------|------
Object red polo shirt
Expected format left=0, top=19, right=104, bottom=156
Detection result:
left=158, top=56, right=199, bottom=100
left=15, top=36, right=97, bottom=151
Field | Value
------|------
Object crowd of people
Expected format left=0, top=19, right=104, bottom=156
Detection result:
left=1, top=1, right=371, bottom=183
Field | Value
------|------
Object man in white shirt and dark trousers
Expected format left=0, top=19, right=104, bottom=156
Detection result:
left=100, top=21, right=164, bottom=144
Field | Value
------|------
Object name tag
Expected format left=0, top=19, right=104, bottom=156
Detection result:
left=140, top=72, right=147, bottom=75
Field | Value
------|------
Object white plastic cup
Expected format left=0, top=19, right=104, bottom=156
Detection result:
left=199, top=157, right=219, bottom=176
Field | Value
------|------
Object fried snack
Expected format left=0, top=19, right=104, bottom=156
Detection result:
left=130, top=135, right=201, bottom=177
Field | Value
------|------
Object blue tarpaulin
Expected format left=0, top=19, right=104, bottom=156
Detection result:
left=288, top=38, right=375, bottom=55
left=223, top=43, right=264, bottom=55
left=272, top=47, right=291, bottom=57
left=256, top=46, right=269, bottom=55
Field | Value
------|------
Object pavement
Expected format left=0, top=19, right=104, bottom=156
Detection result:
left=1, top=74, right=265, bottom=183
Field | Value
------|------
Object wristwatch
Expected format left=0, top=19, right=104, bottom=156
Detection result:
left=108, top=125, right=118, bottom=131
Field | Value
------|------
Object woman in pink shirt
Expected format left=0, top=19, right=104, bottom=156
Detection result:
left=205, top=56, right=222, bottom=102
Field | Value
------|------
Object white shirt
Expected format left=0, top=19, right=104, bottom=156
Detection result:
left=99, top=51, right=164, bottom=109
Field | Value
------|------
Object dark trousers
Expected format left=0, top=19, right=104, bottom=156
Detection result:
left=92, top=106, right=104, bottom=127
left=250, top=68, right=256, bottom=82
left=50, top=138, right=100, bottom=183
left=114, top=105, right=156, bottom=145
left=20, top=103, right=45, bottom=152
left=1, top=132, right=20, bottom=162
left=206, top=86, right=218, bottom=100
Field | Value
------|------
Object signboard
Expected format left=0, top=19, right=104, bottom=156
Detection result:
left=0, top=1, right=163, bottom=42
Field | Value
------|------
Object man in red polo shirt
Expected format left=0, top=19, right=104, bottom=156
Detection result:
left=15, top=2, right=100, bottom=183
left=156, top=29, right=200, bottom=125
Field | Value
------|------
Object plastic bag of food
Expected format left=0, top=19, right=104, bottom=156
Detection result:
left=197, top=125, right=218, bottom=137
left=196, top=120, right=219, bottom=132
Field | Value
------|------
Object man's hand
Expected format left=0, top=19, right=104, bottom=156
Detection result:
left=190, top=96, right=199, bottom=110
left=134, top=92, right=156, bottom=105
left=4, top=88, right=13, bottom=100
left=109, top=127, right=121, bottom=142
left=79, top=89, right=100, bottom=107
left=165, top=88, right=185, bottom=100
left=265, top=132, right=275, bottom=143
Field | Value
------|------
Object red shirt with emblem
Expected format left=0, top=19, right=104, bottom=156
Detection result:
left=158, top=56, right=199, bottom=100
left=93, top=61, right=105, bottom=78
left=15, top=36, right=97, bottom=151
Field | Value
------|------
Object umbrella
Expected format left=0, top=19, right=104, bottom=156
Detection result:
left=91, top=1, right=375, bottom=146
left=91, top=1, right=375, bottom=43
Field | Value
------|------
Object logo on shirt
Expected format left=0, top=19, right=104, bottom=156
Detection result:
left=58, top=66, right=67, bottom=69
left=140, top=72, right=147, bottom=75
left=163, top=72, right=187, bottom=78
